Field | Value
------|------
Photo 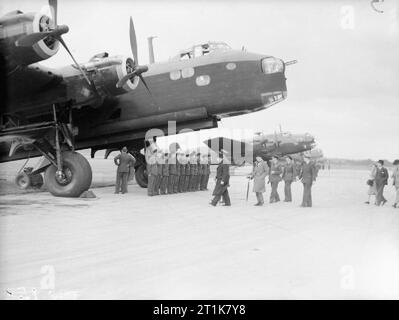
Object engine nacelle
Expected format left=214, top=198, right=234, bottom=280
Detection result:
left=0, top=11, right=60, bottom=68
left=87, top=55, right=140, bottom=96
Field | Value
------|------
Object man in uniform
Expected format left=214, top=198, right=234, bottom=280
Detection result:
left=177, top=151, right=185, bottom=193
left=204, top=155, right=211, bottom=190
left=183, top=152, right=191, bottom=192
left=114, top=146, right=136, bottom=194
left=375, top=160, right=388, bottom=206
left=189, top=151, right=198, bottom=191
left=210, top=151, right=231, bottom=206
left=269, top=156, right=282, bottom=203
left=200, top=153, right=208, bottom=191
left=196, top=153, right=203, bottom=191
left=282, top=156, right=297, bottom=202
left=160, top=152, right=169, bottom=194
left=298, top=155, right=317, bottom=207
left=146, top=150, right=158, bottom=196
left=168, top=152, right=177, bottom=194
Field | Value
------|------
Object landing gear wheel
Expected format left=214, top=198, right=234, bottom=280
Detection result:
left=134, top=164, right=148, bottom=188
left=44, top=151, right=92, bottom=197
left=15, top=172, right=31, bottom=190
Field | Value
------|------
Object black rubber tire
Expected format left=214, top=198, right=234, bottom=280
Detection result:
left=44, top=151, right=92, bottom=197
left=134, top=164, right=148, bottom=188
left=15, top=172, right=31, bottom=190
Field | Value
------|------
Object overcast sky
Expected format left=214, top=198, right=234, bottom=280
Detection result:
left=1, top=0, right=398, bottom=160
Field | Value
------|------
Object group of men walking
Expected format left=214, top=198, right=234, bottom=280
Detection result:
left=366, top=159, right=399, bottom=208
left=247, top=154, right=317, bottom=207
left=146, top=149, right=211, bottom=196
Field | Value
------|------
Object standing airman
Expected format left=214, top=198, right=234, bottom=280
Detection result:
left=298, top=155, right=317, bottom=207
left=114, top=146, right=136, bottom=194
left=160, top=153, right=169, bottom=195
left=184, top=153, right=191, bottom=192
left=146, top=150, right=158, bottom=196
left=269, top=156, right=282, bottom=203
left=168, top=152, right=178, bottom=194
left=282, top=156, right=297, bottom=202
left=196, top=153, right=203, bottom=191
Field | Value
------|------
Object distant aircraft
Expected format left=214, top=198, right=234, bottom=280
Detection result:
left=0, top=0, right=294, bottom=196
left=204, top=130, right=315, bottom=165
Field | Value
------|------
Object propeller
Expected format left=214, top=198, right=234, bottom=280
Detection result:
left=15, top=0, right=91, bottom=85
left=116, top=16, right=151, bottom=95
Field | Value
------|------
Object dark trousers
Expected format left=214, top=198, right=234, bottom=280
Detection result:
left=284, top=180, right=293, bottom=202
left=190, top=175, right=198, bottom=191
left=196, top=175, right=202, bottom=190
left=270, top=181, right=280, bottom=203
left=168, top=175, right=176, bottom=194
left=200, top=174, right=207, bottom=190
left=115, top=172, right=129, bottom=193
left=301, top=181, right=312, bottom=207
left=160, top=176, right=169, bottom=194
left=178, top=175, right=185, bottom=192
left=375, top=182, right=386, bottom=205
left=153, top=175, right=161, bottom=195
left=184, top=175, right=190, bottom=192
left=255, top=192, right=264, bottom=204
left=147, top=175, right=156, bottom=196
left=211, top=189, right=231, bottom=206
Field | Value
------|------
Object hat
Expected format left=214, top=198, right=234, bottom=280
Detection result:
left=378, top=160, right=384, bottom=165
left=393, top=159, right=399, bottom=165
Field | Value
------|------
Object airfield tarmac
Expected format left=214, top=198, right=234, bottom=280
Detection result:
left=0, top=158, right=398, bottom=299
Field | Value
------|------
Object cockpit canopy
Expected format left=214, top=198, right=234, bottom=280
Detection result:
left=171, top=42, right=232, bottom=61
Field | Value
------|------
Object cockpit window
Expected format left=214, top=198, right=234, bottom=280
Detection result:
left=175, top=42, right=231, bottom=61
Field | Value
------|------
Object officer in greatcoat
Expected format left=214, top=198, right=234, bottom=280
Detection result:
left=210, top=151, right=231, bottom=206
left=248, top=156, right=269, bottom=206
left=269, top=156, right=282, bottom=203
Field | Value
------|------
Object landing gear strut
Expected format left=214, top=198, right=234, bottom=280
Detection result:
left=5, top=104, right=92, bottom=197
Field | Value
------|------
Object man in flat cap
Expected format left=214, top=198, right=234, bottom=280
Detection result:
left=392, top=159, right=399, bottom=208
left=114, top=146, right=136, bottom=194
left=375, top=160, right=388, bottom=206
left=298, top=155, right=317, bottom=207
left=210, top=151, right=231, bottom=206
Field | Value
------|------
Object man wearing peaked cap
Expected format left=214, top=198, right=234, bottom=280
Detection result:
left=298, top=155, right=317, bottom=207
left=210, top=150, right=231, bottom=206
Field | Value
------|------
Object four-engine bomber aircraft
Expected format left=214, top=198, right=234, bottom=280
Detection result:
left=205, top=130, right=315, bottom=165
left=0, top=0, right=293, bottom=197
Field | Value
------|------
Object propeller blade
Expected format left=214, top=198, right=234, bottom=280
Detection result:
left=57, top=36, right=91, bottom=85
left=139, top=74, right=159, bottom=108
left=49, top=0, right=58, bottom=26
left=129, top=16, right=138, bottom=65
left=15, top=31, right=52, bottom=47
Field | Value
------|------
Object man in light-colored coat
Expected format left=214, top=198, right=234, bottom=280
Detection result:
left=248, top=156, right=269, bottom=206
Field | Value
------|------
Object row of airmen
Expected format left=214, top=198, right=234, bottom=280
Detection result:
left=146, top=150, right=211, bottom=196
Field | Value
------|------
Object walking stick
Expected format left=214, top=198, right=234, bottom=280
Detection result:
left=246, top=178, right=250, bottom=202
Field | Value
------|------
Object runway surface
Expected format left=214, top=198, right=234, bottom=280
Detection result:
left=0, top=158, right=398, bottom=299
